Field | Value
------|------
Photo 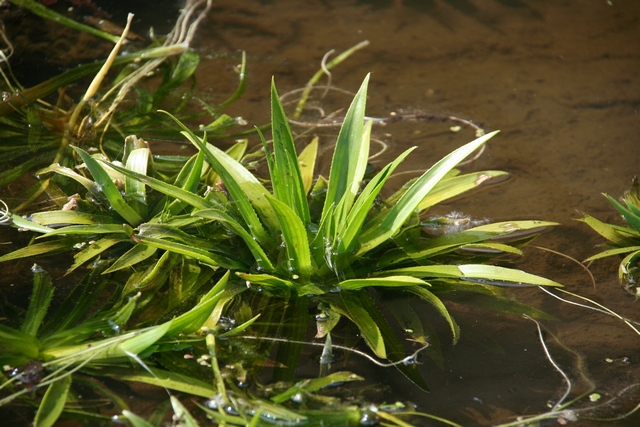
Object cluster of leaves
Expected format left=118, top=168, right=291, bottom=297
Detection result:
left=581, top=177, right=640, bottom=295
left=0, top=72, right=561, bottom=424
left=0, top=2, right=566, bottom=425
left=0, top=0, right=248, bottom=212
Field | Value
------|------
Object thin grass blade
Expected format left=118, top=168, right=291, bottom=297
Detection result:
left=102, top=244, right=158, bottom=274
left=170, top=396, right=200, bottom=427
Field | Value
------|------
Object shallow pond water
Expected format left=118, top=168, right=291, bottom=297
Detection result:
left=191, top=2, right=640, bottom=424
left=2, top=1, right=640, bottom=426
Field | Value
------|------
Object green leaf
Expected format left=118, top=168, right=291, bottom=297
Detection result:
left=105, top=159, right=216, bottom=210
left=584, top=245, right=640, bottom=262
left=605, top=193, right=640, bottom=231
left=73, top=147, right=144, bottom=226
left=299, top=137, right=319, bottom=194
left=38, top=224, right=131, bottom=238
left=170, top=396, right=200, bottom=427
left=216, top=51, right=248, bottom=110
left=579, top=214, right=640, bottom=245
left=0, top=239, right=81, bottom=263
left=121, top=411, right=154, bottom=427
left=194, top=208, right=275, bottom=272
left=336, top=146, right=415, bottom=254
left=9, top=214, right=56, bottom=234
left=68, top=236, right=128, bottom=273
left=30, top=210, right=119, bottom=226
left=115, top=369, right=216, bottom=398
left=236, top=273, right=296, bottom=290
left=164, top=270, right=229, bottom=336
left=266, top=196, right=312, bottom=281
left=271, top=371, right=364, bottom=403
left=321, top=74, right=371, bottom=232
left=34, top=374, right=72, bottom=427
left=460, top=242, right=524, bottom=255
left=335, top=291, right=386, bottom=358
left=37, top=163, right=99, bottom=193
left=22, top=265, right=54, bottom=336
left=0, top=324, right=41, bottom=360
left=383, top=264, right=562, bottom=287
left=173, top=119, right=275, bottom=247
left=103, top=244, right=158, bottom=274
left=338, top=276, right=430, bottom=290
left=137, top=235, right=240, bottom=269
left=418, top=170, right=509, bottom=211
left=10, top=0, right=120, bottom=43
left=358, top=131, right=498, bottom=255
left=405, top=287, right=460, bottom=343
left=620, top=249, right=640, bottom=283
left=124, top=147, right=150, bottom=218
left=117, top=321, right=173, bottom=358
left=268, top=78, right=311, bottom=223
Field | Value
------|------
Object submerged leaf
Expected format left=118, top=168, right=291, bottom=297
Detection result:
left=34, top=374, right=72, bottom=427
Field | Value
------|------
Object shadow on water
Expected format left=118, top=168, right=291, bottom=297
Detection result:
left=1, top=0, right=640, bottom=425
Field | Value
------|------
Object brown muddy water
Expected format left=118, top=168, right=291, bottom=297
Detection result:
left=3, top=1, right=640, bottom=426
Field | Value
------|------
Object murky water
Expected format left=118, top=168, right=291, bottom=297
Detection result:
left=3, top=1, right=640, bottom=425
left=193, top=1, right=640, bottom=425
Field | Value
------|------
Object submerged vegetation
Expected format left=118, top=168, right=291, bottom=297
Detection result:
left=1, top=1, right=640, bottom=426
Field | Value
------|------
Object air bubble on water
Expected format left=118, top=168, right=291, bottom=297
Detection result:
left=359, top=406, right=380, bottom=426
left=107, top=320, right=122, bottom=335
left=31, top=264, right=44, bottom=274
left=291, top=392, right=305, bottom=403
left=204, top=393, right=224, bottom=409
left=111, top=415, right=125, bottom=424
left=224, top=405, right=240, bottom=415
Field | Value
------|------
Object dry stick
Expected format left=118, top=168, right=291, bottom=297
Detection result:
left=53, top=13, right=134, bottom=165
left=93, top=0, right=212, bottom=133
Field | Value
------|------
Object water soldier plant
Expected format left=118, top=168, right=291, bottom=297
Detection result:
left=1, top=69, right=563, bottom=424
left=581, top=177, right=640, bottom=296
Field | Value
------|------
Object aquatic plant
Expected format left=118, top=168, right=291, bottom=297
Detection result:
left=581, top=177, right=640, bottom=295
left=1, top=72, right=560, bottom=388
left=0, top=0, right=248, bottom=212
left=0, top=2, right=569, bottom=425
